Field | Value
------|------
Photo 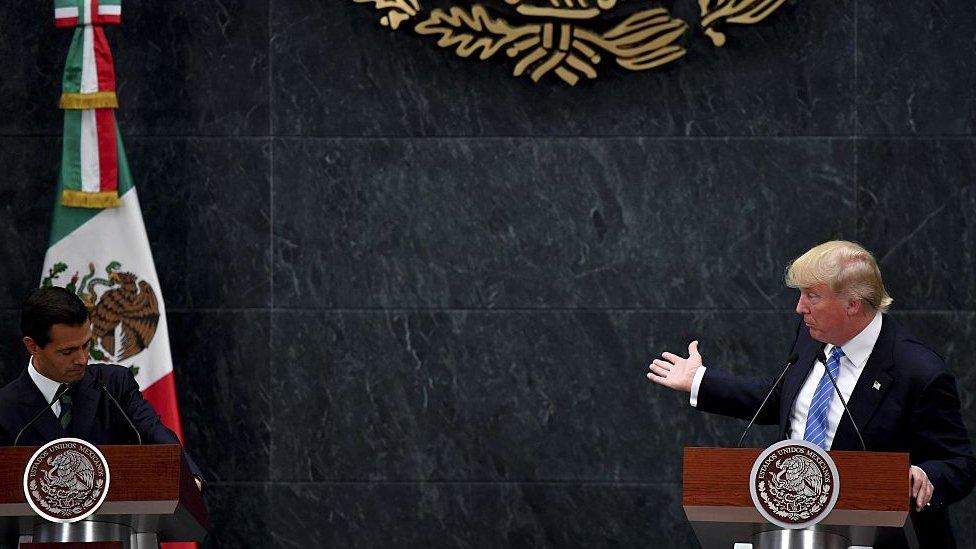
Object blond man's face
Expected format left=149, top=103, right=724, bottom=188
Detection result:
left=794, top=283, right=853, bottom=345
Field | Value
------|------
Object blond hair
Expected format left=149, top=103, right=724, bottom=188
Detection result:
left=785, top=241, right=893, bottom=313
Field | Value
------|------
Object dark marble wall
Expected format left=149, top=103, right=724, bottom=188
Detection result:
left=1, top=0, right=975, bottom=547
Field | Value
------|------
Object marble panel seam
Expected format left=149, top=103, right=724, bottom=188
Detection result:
left=266, top=481, right=683, bottom=487
left=262, top=308, right=976, bottom=314
left=271, top=136, right=859, bottom=142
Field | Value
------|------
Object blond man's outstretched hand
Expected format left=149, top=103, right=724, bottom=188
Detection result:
left=646, top=340, right=703, bottom=393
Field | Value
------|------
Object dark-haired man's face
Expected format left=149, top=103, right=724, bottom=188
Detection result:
left=23, top=323, right=92, bottom=383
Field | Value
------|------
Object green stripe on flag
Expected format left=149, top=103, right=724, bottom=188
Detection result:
left=59, top=111, right=82, bottom=192
left=62, top=29, right=85, bottom=93
left=99, top=0, right=121, bottom=5
left=48, top=126, right=134, bottom=248
left=115, top=126, right=134, bottom=196
left=48, top=192, right=98, bottom=248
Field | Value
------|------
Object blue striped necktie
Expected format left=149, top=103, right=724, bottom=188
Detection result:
left=803, top=347, right=845, bottom=449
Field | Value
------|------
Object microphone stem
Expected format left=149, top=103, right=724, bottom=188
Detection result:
left=99, top=382, right=142, bottom=445
left=821, top=354, right=867, bottom=452
left=736, top=354, right=798, bottom=448
left=13, top=384, right=70, bottom=446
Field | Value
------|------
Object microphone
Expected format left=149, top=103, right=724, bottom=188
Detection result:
left=14, top=384, right=72, bottom=446
left=97, top=382, right=142, bottom=445
left=817, top=350, right=867, bottom=452
left=736, top=352, right=800, bottom=448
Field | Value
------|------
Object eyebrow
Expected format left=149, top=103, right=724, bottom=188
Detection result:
left=56, top=336, right=92, bottom=351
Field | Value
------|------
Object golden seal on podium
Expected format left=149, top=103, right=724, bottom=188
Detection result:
left=23, top=438, right=111, bottom=523
left=749, top=439, right=841, bottom=530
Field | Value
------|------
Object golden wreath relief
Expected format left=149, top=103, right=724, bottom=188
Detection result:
left=351, top=0, right=791, bottom=85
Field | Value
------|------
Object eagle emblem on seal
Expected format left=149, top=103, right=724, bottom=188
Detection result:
left=43, top=450, right=96, bottom=492
left=750, top=440, right=839, bottom=529
left=25, top=438, right=111, bottom=522
left=768, top=455, right=824, bottom=500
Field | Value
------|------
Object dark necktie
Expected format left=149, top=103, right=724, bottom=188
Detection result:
left=58, top=384, right=73, bottom=430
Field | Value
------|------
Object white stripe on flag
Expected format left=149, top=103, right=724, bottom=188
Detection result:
left=55, top=6, right=79, bottom=18
left=82, top=0, right=93, bottom=24
left=98, top=5, right=121, bottom=15
left=42, top=189, right=174, bottom=389
left=80, top=25, right=98, bottom=93
left=80, top=109, right=101, bottom=192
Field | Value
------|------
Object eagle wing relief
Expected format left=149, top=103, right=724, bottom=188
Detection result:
left=800, top=459, right=823, bottom=497
left=698, top=0, right=789, bottom=46
left=90, top=273, right=160, bottom=361
left=352, top=0, right=421, bottom=29
left=414, top=2, right=687, bottom=85
left=353, top=0, right=797, bottom=84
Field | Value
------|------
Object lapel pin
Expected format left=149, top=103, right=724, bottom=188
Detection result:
left=872, top=380, right=881, bottom=391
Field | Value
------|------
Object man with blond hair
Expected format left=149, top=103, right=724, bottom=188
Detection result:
left=647, top=240, right=975, bottom=548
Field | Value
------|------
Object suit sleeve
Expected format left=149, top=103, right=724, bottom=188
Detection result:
left=696, top=319, right=807, bottom=424
left=696, top=368, right=783, bottom=424
left=117, top=369, right=205, bottom=480
left=910, top=370, right=976, bottom=509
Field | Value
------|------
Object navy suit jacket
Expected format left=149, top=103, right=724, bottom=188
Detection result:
left=0, top=363, right=202, bottom=479
left=697, top=316, right=976, bottom=548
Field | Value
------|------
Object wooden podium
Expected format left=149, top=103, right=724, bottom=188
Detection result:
left=0, top=445, right=207, bottom=548
left=683, top=447, right=917, bottom=549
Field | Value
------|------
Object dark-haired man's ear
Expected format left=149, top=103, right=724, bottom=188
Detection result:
left=22, top=336, right=40, bottom=355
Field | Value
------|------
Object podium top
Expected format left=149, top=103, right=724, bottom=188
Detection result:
left=683, top=447, right=909, bottom=526
left=0, top=444, right=207, bottom=542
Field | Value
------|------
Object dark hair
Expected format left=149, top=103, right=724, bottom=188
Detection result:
left=21, top=286, right=89, bottom=348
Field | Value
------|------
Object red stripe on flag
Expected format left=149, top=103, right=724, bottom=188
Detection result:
left=95, top=110, right=118, bottom=192
left=55, top=17, right=79, bottom=28
left=143, top=373, right=198, bottom=549
left=92, top=26, right=116, bottom=92
left=142, top=371, right=185, bottom=443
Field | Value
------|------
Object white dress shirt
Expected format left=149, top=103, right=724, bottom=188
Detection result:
left=28, top=357, right=64, bottom=417
left=691, top=312, right=883, bottom=450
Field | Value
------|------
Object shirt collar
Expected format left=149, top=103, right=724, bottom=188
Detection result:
left=28, top=357, right=63, bottom=405
left=826, top=311, right=883, bottom=369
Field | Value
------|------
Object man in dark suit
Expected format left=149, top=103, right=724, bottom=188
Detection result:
left=646, top=241, right=975, bottom=548
left=0, top=286, right=203, bottom=485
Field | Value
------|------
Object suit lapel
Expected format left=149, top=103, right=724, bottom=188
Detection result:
left=67, top=374, right=100, bottom=440
left=779, top=338, right=825, bottom=439
left=15, top=370, right=64, bottom=442
left=832, top=316, right=895, bottom=450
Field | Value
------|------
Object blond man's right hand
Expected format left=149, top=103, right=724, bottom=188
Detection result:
left=646, top=340, right=703, bottom=393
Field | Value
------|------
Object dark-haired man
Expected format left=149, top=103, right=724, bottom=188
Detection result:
left=0, top=286, right=203, bottom=485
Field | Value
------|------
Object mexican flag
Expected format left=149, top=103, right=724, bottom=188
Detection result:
left=42, top=0, right=185, bottom=441
left=42, top=3, right=195, bottom=547
left=40, top=153, right=185, bottom=442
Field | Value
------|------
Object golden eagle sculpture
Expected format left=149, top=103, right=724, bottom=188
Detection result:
left=90, top=271, right=160, bottom=361
left=353, top=0, right=795, bottom=85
